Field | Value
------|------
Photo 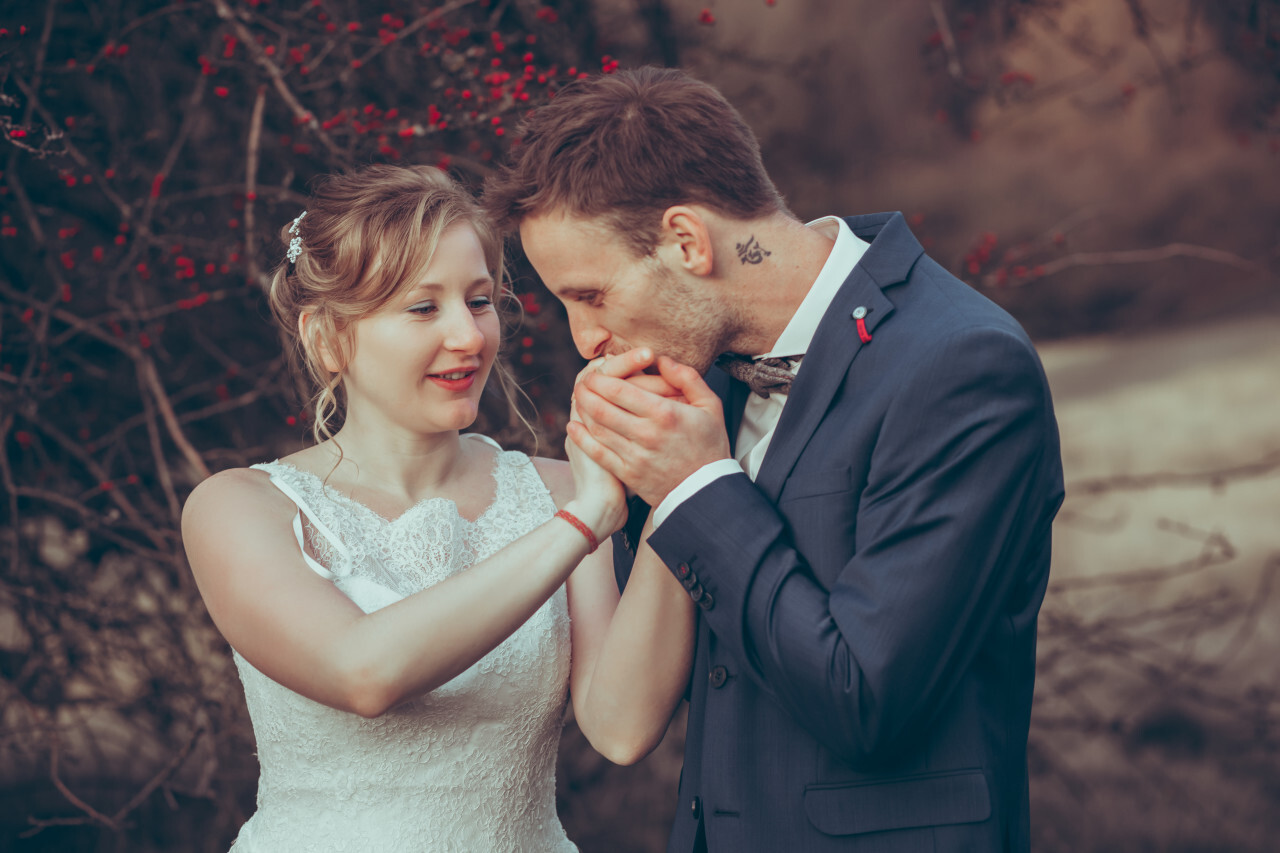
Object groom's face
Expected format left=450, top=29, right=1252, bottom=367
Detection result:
left=520, top=209, right=729, bottom=373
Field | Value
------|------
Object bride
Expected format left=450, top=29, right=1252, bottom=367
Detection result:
left=181, top=164, right=694, bottom=851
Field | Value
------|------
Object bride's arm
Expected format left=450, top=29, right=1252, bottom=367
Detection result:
left=182, top=466, right=623, bottom=719
left=573, top=518, right=695, bottom=765
left=537, top=463, right=696, bottom=767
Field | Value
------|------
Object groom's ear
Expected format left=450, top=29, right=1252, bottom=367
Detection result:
left=659, top=206, right=714, bottom=278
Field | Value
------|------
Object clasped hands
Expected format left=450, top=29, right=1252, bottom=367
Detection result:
left=567, top=349, right=730, bottom=510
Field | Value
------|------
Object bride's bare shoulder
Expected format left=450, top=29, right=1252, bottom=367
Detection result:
left=182, top=466, right=290, bottom=528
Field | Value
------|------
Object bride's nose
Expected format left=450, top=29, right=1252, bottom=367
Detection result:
left=443, top=308, right=487, bottom=353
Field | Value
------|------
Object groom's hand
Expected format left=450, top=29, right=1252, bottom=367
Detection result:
left=570, top=354, right=730, bottom=509
left=570, top=349, right=683, bottom=503
left=574, top=349, right=684, bottom=402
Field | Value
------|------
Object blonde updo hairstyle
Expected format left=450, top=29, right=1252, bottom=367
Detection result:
left=268, top=164, right=533, bottom=447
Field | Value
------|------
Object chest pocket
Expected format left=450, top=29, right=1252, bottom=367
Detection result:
left=778, top=464, right=858, bottom=583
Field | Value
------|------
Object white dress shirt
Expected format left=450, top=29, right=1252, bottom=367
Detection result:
left=651, top=216, right=869, bottom=528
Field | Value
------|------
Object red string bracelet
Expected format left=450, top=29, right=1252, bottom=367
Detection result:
left=555, top=509, right=599, bottom=554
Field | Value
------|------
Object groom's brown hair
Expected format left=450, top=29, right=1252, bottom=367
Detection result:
left=483, top=66, right=788, bottom=258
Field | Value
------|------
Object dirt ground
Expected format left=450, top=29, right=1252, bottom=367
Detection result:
left=1029, top=310, right=1280, bottom=852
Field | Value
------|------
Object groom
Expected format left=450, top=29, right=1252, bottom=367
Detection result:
left=486, top=67, right=1063, bottom=852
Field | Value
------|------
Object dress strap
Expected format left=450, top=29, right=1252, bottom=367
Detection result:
left=254, top=465, right=351, bottom=581
left=504, top=449, right=558, bottom=516
left=462, top=432, right=503, bottom=450
left=289, top=510, right=336, bottom=581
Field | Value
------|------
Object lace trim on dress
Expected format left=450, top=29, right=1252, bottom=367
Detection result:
left=251, top=434, right=516, bottom=592
left=263, top=473, right=348, bottom=580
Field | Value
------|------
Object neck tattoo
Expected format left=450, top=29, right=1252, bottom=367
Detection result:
left=736, top=235, right=771, bottom=265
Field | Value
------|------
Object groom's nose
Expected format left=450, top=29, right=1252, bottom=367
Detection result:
left=568, top=314, right=610, bottom=360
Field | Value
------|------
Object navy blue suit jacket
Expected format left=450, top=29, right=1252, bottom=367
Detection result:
left=615, top=212, right=1064, bottom=852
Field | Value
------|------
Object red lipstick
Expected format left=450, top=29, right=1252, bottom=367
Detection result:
left=427, top=370, right=477, bottom=392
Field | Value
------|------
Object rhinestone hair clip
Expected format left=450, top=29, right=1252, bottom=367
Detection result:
left=286, top=210, right=307, bottom=263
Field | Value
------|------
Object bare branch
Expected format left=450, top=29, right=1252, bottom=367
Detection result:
left=139, top=356, right=212, bottom=483
left=930, top=0, right=965, bottom=81
left=0, top=413, right=23, bottom=575
left=137, top=72, right=210, bottom=233
left=1070, top=451, right=1280, bottom=495
left=50, top=288, right=240, bottom=349
left=1124, top=0, right=1183, bottom=111
left=26, top=417, right=169, bottom=552
left=46, top=731, right=120, bottom=831
left=9, top=74, right=134, bottom=224
left=117, top=1, right=192, bottom=42
left=4, top=150, right=48, bottom=246
left=1051, top=529, right=1234, bottom=591
left=28, top=0, right=59, bottom=112
left=109, top=725, right=206, bottom=825
left=244, top=85, right=268, bottom=290
left=209, top=0, right=346, bottom=162
left=349, top=0, right=483, bottom=70
left=136, top=360, right=185, bottom=525
left=984, top=242, right=1269, bottom=286
left=8, top=486, right=175, bottom=562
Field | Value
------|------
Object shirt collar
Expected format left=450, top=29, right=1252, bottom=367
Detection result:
left=759, top=216, right=869, bottom=360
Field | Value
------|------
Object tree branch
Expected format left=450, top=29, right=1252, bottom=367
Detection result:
left=139, top=356, right=212, bottom=483
left=984, top=242, right=1269, bottom=287
left=209, top=0, right=346, bottom=162
left=930, top=0, right=965, bottom=81
left=244, top=84, right=268, bottom=291
left=1071, top=451, right=1280, bottom=495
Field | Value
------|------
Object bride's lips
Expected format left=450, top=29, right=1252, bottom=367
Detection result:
left=427, top=369, right=478, bottom=392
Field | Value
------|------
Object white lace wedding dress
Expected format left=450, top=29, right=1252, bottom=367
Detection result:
left=229, top=437, right=576, bottom=852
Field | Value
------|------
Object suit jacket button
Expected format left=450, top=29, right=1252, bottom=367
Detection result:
left=688, top=582, right=704, bottom=600
left=676, top=562, right=691, bottom=579
left=691, top=796, right=702, bottom=819
left=699, top=592, right=714, bottom=611
left=709, top=666, right=728, bottom=688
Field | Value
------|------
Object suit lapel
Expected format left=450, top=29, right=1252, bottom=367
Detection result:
left=752, top=212, right=923, bottom=503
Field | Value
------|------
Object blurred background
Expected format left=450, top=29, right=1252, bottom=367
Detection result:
left=1, top=0, right=1277, bottom=850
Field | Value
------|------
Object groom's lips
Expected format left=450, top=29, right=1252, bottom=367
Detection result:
left=427, top=369, right=477, bottom=392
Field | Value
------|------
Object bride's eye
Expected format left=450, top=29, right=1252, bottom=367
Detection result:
left=468, top=296, right=494, bottom=311
left=408, top=302, right=437, bottom=316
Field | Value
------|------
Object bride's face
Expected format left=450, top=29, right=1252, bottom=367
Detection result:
left=340, top=224, right=501, bottom=436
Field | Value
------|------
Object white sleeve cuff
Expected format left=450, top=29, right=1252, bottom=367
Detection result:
left=651, top=459, right=744, bottom=529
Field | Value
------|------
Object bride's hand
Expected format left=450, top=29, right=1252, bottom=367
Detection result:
left=563, top=408, right=628, bottom=541
left=571, top=351, right=684, bottom=509
left=570, top=348, right=691, bottom=507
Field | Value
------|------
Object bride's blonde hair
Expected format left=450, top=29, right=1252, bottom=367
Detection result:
left=267, top=164, right=534, bottom=447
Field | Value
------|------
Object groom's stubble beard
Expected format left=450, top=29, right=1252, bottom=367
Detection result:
left=641, top=260, right=743, bottom=375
